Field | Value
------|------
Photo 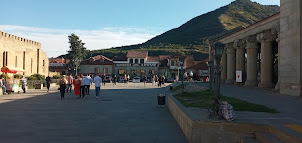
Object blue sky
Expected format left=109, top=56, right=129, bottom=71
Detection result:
left=0, top=0, right=280, bottom=57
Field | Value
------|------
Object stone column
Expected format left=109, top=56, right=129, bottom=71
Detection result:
left=280, top=0, right=302, bottom=96
left=225, top=43, right=235, bottom=84
left=271, top=26, right=280, bottom=90
left=244, top=36, right=259, bottom=87
left=257, top=31, right=275, bottom=88
left=220, top=47, right=227, bottom=83
left=234, top=40, right=245, bottom=84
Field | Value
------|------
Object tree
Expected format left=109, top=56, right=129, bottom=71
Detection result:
left=68, top=33, right=87, bottom=75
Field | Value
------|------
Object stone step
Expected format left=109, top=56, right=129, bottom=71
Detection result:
left=255, top=132, right=285, bottom=143
left=240, top=137, right=261, bottom=143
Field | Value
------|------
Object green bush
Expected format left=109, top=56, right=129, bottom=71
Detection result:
left=27, top=74, right=45, bottom=80
left=53, top=75, right=61, bottom=79
left=14, top=74, right=22, bottom=79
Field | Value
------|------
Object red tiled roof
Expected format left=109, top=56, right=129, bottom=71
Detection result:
left=127, top=51, right=148, bottom=58
left=185, top=55, right=195, bottom=69
left=81, top=55, right=113, bottom=65
left=91, top=55, right=112, bottom=62
left=159, top=55, right=170, bottom=61
left=146, top=56, right=159, bottom=62
left=195, top=59, right=209, bottom=70
left=50, top=57, right=70, bottom=64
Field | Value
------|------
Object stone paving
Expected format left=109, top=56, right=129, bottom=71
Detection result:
left=0, top=82, right=188, bottom=143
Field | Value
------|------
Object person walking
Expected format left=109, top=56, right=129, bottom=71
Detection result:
left=124, top=74, right=127, bottom=84
left=155, top=75, right=159, bottom=87
left=59, top=75, right=67, bottom=99
left=94, top=74, right=102, bottom=99
left=143, top=75, right=147, bottom=87
left=79, top=74, right=86, bottom=98
left=66, top=74, right=73, bottom=93
left=84, top=74, right=92, bottom=95
left=152, top=75, right=155, bottom=86
left=101, top=74, right=106, bottom=86
left=161, top=75, right=166, bottom=87
left=73, top=75, right=81, bottom=99
left=127, top=75, right=130, bottom=84
left=21, top=75, right=27, bottom=93
left=0, top=75, right=8, bottom=94
left=112, top=75, right=117, bottom=86
left=45, top=75, right=52, bottom=93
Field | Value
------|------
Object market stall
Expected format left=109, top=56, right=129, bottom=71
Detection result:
left=1, top=66, right=26, bottom=93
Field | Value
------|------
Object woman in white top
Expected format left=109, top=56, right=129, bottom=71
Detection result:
left=80, top=74, right=86, bottom=98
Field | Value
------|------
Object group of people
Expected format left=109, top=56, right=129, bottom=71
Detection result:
left=0, top=74, right=27, bottom=94
left=151, top=75, right=166, bottom=87
left=58, top=74, right=102, bottom=99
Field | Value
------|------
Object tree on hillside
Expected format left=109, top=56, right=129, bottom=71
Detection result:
left=68, top=33, right=87, bottom=75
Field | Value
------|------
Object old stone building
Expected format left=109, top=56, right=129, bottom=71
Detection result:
left=209, top=0, right=302, bottom=97
left=0, top=31, right=49, bottom=76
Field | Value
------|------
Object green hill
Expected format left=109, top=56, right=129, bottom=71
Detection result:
left=81, top=0, right=280, bottom=61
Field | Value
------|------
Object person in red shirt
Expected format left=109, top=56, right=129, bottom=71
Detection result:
left=73, top=75, right=81, bottom=99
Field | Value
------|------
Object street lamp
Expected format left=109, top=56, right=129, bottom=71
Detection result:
left=212, top=42, right=225, bottom=116
left=179, top=57, right=185, bottom=91
left=208, top=60, right=214, bottom=90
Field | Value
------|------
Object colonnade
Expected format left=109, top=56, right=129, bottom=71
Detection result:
left=217, top=28, right=280, bottom=89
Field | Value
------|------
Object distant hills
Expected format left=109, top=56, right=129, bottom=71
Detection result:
left=70, top=0, right=280, bottom=61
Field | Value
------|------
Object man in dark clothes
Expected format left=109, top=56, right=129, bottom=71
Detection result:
left=45, top=75, right=52, bottom=93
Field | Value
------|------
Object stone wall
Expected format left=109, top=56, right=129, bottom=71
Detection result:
left=280, top=0, right=302, bottom=96
left=0, top=31, right=49, bottom=76
left=79, top=65, right=113, bottom=75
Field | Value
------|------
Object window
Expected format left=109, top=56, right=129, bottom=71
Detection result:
left=23, top=51, right=25, bottom=70
left=15, top=56, right=17, bottom=67
left=43, top=60, right=45, bottom=66
left=31, top=58, right=33, bottom=73
left=140, top=70, right=145, bottom=76
left=3, top=52, right=5, bottom=67
left=140, top=59, right=144, bottom=64
left=95, top=67, right=100, bottom=73
left=135, top=59, right=139, bottom=64
left=103, top=68, right=108, bottom=74
left=149, top=70, right=155, bottom=74
left=119, top=69, right=126, bottom=75
left=130, top=59, right=133, bottom=64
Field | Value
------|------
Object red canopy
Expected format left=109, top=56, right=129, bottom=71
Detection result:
left=1, top=66, right=26, bottom=74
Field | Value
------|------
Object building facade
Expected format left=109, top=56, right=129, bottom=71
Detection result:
left=78, top=55, right=113, bottom=76
left=113, top=51, right=160, bottom=78
left=0, top=31, right=49, bottom=76
left=210, top=0, right=302, bottom=97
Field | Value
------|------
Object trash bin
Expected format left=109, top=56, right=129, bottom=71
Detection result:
left=169, top=85, right=173, bottom=90
left=157, top=94, right=166, bottom=105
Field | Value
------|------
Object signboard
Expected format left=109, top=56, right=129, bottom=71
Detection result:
left=236, top=70, right=242, bottom=82
left=115, top=63, right=158, bottom=67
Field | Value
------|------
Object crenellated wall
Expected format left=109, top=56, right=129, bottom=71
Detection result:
left=0, top=30, right=49, bottom=76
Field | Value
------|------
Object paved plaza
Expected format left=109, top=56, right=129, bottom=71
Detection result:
left=0, top=83, right=188, bottom=143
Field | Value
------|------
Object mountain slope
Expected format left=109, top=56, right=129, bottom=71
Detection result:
left=67, top=0, right=280, bottom=61
left=144, top=0, right=279, bottom=45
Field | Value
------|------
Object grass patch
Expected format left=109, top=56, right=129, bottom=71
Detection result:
left=173, top=89, right=279, bottom=113
left=171, top=83, right=188, bottom=92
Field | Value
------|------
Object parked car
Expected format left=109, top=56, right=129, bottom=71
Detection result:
left=132, top=77, right=140, bottom=83
left=118, top=77, right=125, bottom=83
left=104, top=76, right=112, bottom=83
left=166, top=78, right=175, bottom=83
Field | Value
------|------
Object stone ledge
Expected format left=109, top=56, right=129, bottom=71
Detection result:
left=168, top=94, right=272, bottom=143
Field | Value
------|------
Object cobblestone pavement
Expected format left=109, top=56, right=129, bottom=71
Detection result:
left=0, top=82, right=188, bottom=143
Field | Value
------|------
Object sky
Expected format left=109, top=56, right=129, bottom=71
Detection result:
left=0, top=0, right=280, bottom=58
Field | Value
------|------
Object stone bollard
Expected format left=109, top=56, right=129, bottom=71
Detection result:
left=35, top=83, right=43, bottom=89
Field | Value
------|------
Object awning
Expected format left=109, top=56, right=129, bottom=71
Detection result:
left=1, top=66, right=26, bottom=74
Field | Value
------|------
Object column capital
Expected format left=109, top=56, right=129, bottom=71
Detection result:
left=226, top=42, right=235, bottom=54
left=233, top=40, right=245, bottom=50
left=257, top=30, right=276, bottom=42
left=243, top=35, right=259, bottom=49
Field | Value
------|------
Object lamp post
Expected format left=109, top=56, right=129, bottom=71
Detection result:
left=208, top=61, right=214, bottom=90
left=179, top=57, right=185, bottom=91
left=213, top=42, right=225, bottom=115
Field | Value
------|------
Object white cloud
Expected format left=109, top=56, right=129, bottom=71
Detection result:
left=0, top=25, right=159, bottom=58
